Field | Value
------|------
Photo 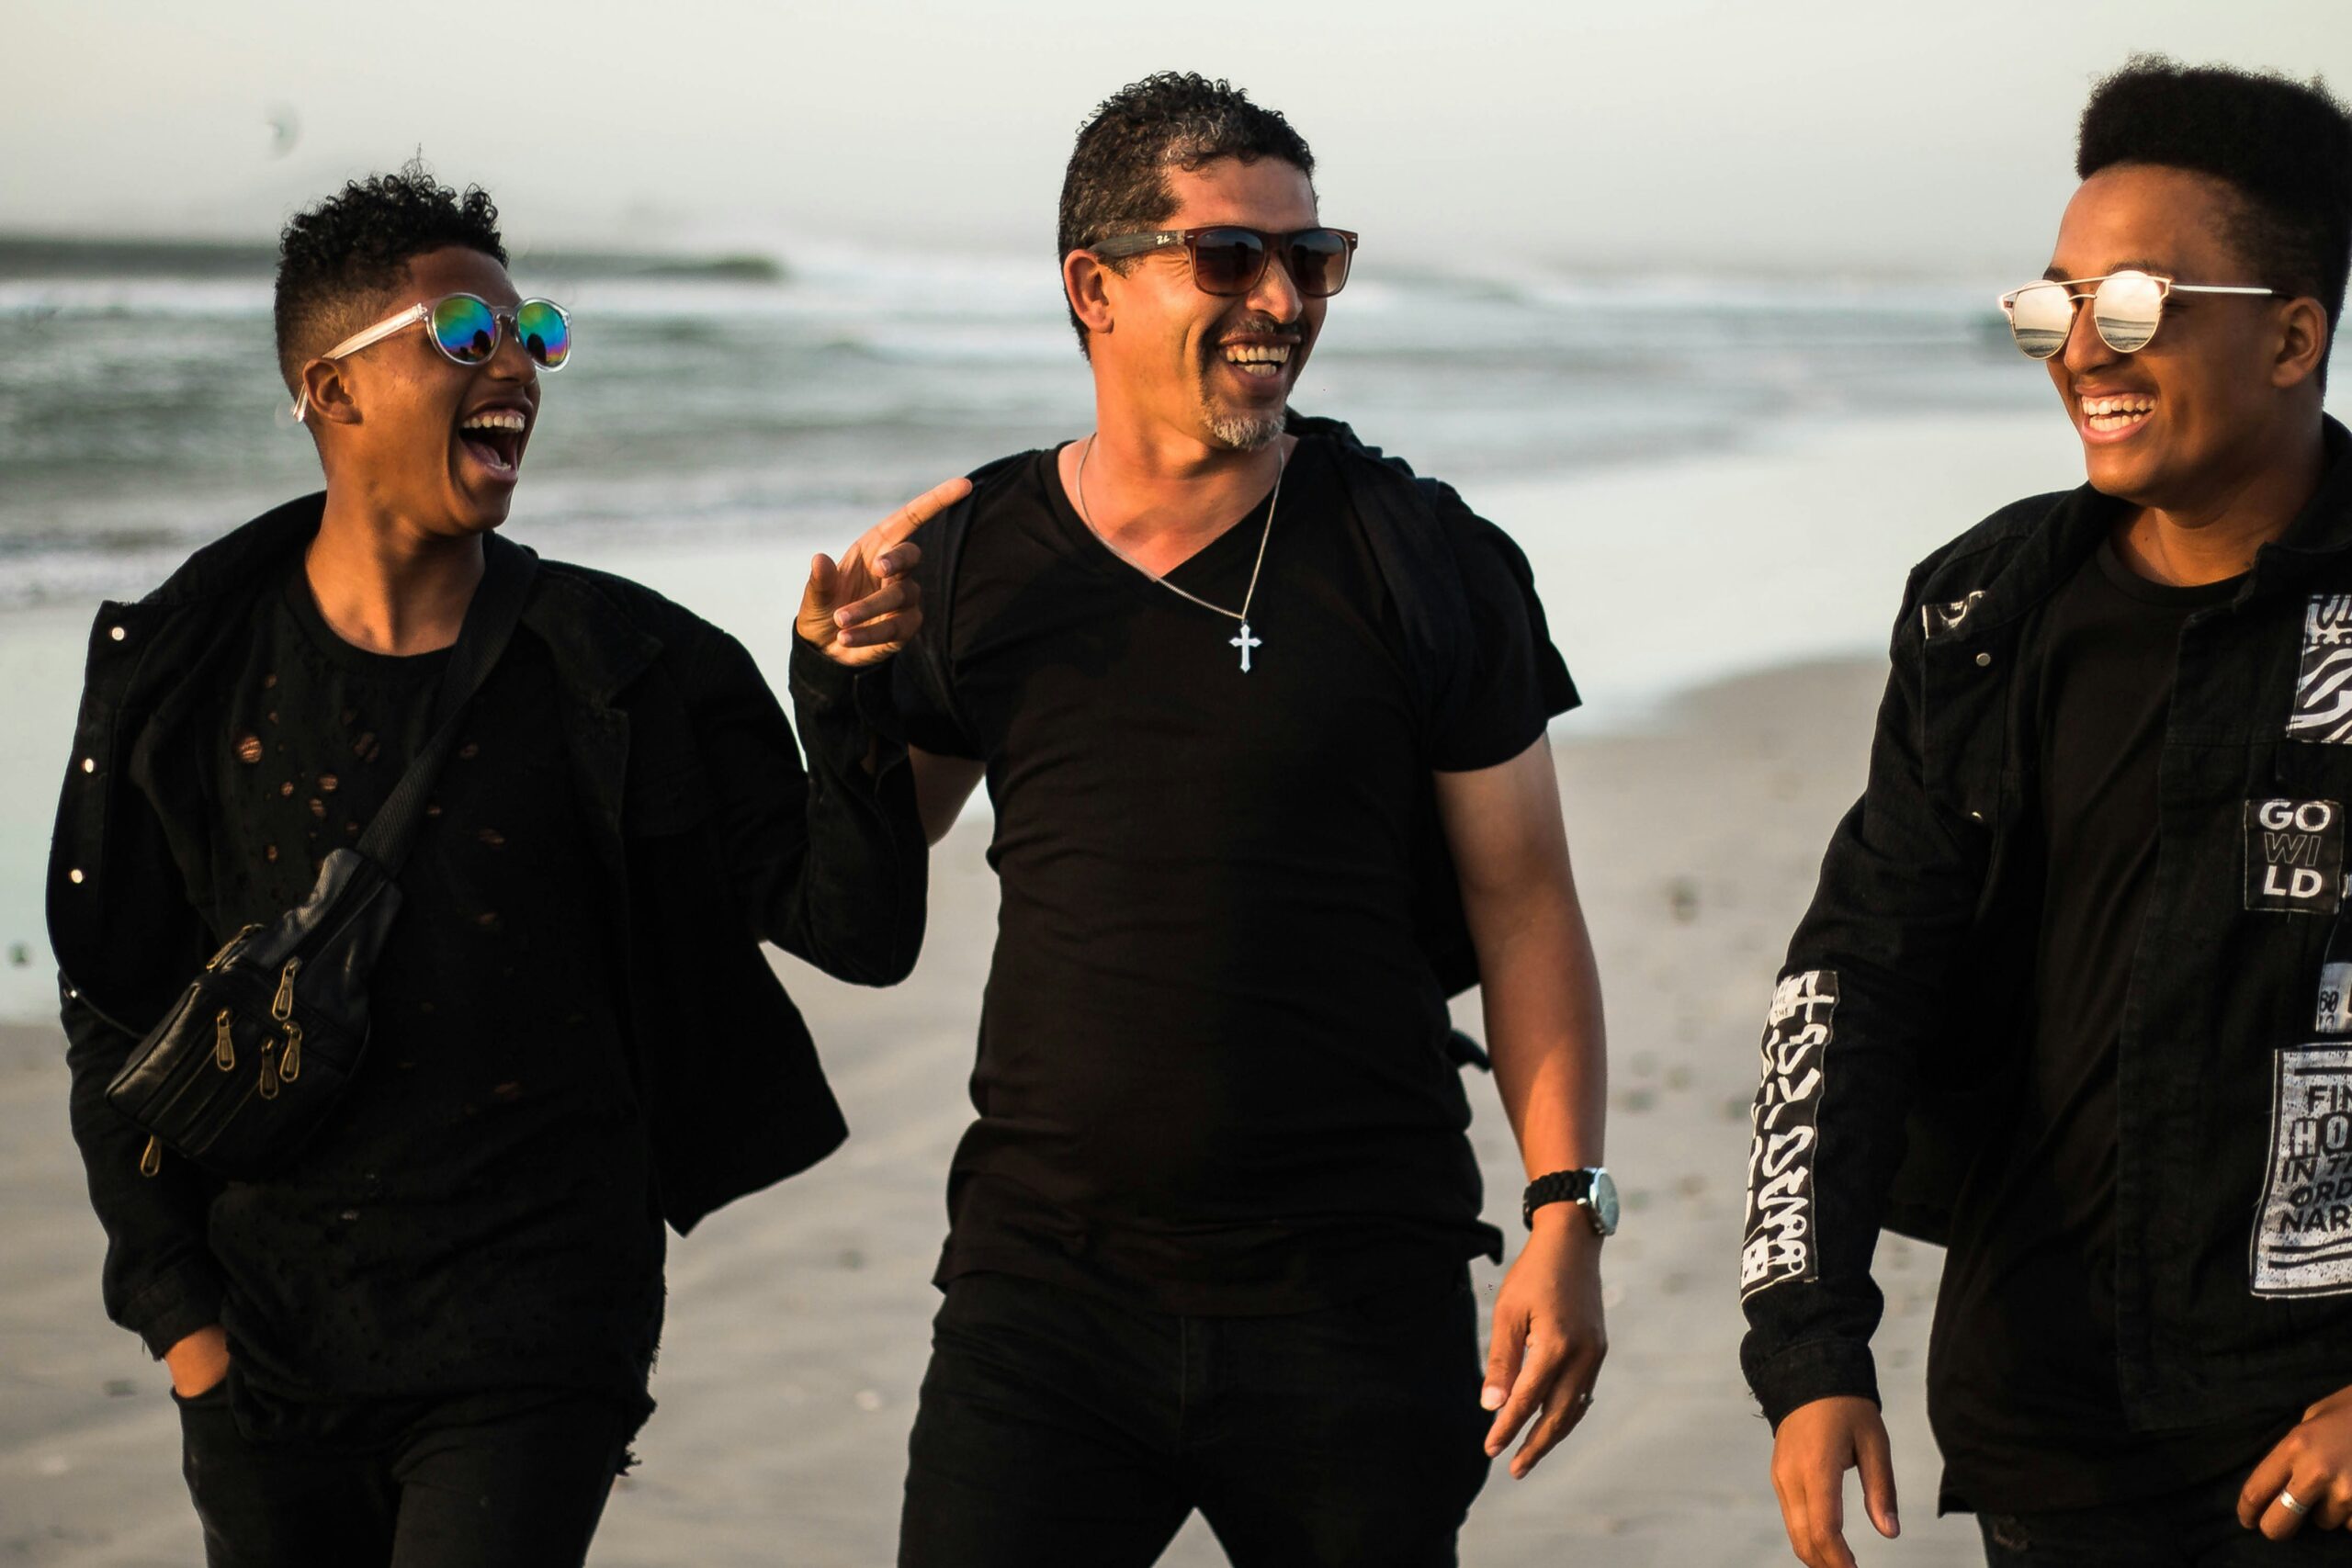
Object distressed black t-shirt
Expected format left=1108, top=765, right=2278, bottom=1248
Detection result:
left=1930, top=537, right=2284, bottom=1510
left=893, top=436, right=1557, bottom=1314
left=193, top=566, right=662, bottom=1442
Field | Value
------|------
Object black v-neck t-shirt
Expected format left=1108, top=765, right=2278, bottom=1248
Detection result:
left=1929, top=538, right=2288, bottom=1510
left=895, top=437, right=1552, bottom=1314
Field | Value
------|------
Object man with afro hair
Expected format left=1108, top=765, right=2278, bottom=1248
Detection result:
left=48, top=161, right=956, bottom=1565
left=1742, top=57, right=2352, bottom=1568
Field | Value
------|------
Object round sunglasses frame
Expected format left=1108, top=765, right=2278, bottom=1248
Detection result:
left=289, top=293, right=572, bottom=422
left=1088, top=226, right=1361, bottom=299
left=1996, top=269, right=2278, bottom=360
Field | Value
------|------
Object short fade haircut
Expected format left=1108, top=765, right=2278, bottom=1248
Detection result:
left=1057, top=73, right=1315, bottom=351
left=2077, top=55, right=2352, bottom=370
left=274, top=159, right=506, bottom=394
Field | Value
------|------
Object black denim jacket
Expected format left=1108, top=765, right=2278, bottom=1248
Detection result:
left=47, top=494, right=926, bottom=1357
left=1741, top=418, right=2352, bottom=1433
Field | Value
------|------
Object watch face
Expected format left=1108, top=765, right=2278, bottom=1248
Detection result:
left=1589, top=1169, right=1620, bottom=1235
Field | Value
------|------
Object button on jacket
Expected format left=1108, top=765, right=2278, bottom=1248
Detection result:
left=1741, top=418, right=2352, bottom=1433
left=49, top=494, right=926, bottom=1359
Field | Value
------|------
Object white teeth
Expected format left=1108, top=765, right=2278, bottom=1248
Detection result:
left=1224, top=344, right=1292, bottom=365
left=2079, top=395, right=2155, bottom=417
left=459, top=410, right=527, bottom=432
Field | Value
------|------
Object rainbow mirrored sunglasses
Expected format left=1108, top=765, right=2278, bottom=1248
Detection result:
left=1996, top=269, right=2280, bottom=359
left=290, top=293, right=571, bottom=421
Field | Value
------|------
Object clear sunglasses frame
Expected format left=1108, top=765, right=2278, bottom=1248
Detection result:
left=1996, top=269, right=2279, bottom=359
left=289, top=294, right=571, bottom=421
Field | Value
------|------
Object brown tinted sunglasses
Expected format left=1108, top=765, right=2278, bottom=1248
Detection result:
left=1090, top=226, right=1360, bottom=298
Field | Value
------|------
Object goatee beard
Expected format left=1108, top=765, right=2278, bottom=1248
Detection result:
left=1204, top=407, right=1287, bottom=451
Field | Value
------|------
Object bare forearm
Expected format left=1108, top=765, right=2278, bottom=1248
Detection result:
left=1477, top=890, right=1607, bottom=1175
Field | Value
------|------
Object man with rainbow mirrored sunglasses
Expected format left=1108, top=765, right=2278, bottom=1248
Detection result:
left=1741, top=58, right=2352, bottom=1568
left=46, top=162, right=954, bottom=1567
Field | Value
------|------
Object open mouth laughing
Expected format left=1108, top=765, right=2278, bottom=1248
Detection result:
left=457, top=403, right=531, bottom=479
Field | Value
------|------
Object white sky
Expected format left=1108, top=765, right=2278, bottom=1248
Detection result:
left=4, top=0, right=2346, bottom=276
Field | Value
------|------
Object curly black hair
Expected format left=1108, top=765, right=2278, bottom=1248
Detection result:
left=1057, top=73, right=1315, bottom=352
left=2078, top=56, right=2352, bottom=355
left=273, top=159, right=507, bottom=393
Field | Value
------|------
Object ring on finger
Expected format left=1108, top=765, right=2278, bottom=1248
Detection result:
left=2281, top=1489, right=2312, bottom=1517
left=1575, top=1389, right=1594, bottom=1408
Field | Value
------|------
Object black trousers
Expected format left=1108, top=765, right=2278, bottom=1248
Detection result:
left=174, top=1382, right=631, bottom=1568
left=898, top=1265, right=1492, bottom=1568
left=1978, top=1472, right=2349, bottom=1566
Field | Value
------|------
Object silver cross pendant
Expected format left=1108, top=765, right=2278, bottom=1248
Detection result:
left=1230, top=622, right=1262, bottom=673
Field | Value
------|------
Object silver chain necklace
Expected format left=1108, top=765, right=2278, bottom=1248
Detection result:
left=1075, top=434, right=1282, bottom=673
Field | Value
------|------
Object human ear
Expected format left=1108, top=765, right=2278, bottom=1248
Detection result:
left=2273, top=296, right=2330, bottom=391
left=301, top=358, right=363, bottom=426
left=1064, top=251, right=1115, bottom=340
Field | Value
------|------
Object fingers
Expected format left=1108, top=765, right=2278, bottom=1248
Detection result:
left=1484, top=1334, right=1564, bottom=1464
left=876, top=476, right=974, bottom=547
left=1504, top=1346, right=1601, bottom=1478
left=1481, top=1303, right=1525, bottom=1418
left=2315, top=1483, right=2352, bottom=1533
left=835, top=610, right=921, bottom=652
left=1853, top=1410, right=1900, bottom=1540
left=1772, top=1404, right=1875, bottom=1568
left=1480, top=1303, right=1530, bottom=1450
left=801, top=552, right=839, bottom=622
left=2241, top=1438, right=2297, bottom=1529
left=1773, top=1468, right=1856, bottom=1568
left=873, top=540, right=923, bottom=580
left=834, top=578, right=917, bottom=633
left=2260, top=1467, right=2325, bottom=1540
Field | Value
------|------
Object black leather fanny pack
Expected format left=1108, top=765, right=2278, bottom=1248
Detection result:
left=106, top=543, right=537, bottom=1181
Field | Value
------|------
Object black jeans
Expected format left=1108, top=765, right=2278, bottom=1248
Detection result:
left=1978, top=1472, right=2349, bottom=1565
left=898, top=1265, right=1492, bottom=1568
left=174, top=1382, right=630, bottom=1568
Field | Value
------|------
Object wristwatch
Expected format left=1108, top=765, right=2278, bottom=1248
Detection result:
left=1522, top=1168, right=1618, bottom=1235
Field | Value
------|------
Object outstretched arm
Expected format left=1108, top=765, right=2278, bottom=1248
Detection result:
left=1435, top=736, right=1608, bottom=1481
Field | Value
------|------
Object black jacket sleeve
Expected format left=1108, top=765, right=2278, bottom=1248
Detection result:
left=63, top=987, right=226, bottom=1357
left=1738, top=570, right=1990, bottom=1427
left=673, top=621, right=927, bottom=987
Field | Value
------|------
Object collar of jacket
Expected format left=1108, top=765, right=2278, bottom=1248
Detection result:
left=1930, top=413, right=2352, bottom=641
left=119, top=490, right=662, bottom=706
left=52, top=492, right=664, bottom=1029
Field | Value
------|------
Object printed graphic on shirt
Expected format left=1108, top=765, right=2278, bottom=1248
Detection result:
left=2287, top=594, right=2352, bottom=743
left=1742, top=969, right=1837, bottom=1299
left=2244, top=798, right=2346, bottom=915
left=2252, top=1045, right=2352, bottom=1296
left=2320, top=963, right=2352, bottom=1035
left=1921, top=592, right=1985, bottom=642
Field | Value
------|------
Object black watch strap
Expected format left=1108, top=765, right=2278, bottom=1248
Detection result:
left=1522, top=1168, right=1595, bottom=1229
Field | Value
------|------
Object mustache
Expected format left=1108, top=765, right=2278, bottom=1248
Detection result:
left=1211, top=314, right=1304, bottom=345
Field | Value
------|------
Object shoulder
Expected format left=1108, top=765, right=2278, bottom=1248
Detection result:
left=526, top=556, right=763, bottom=705
left=1918, top=486, right=2069, bottom=581
left=534, top=556, right=716, bottom=642
left=910, top=447, right=1058, bottom=602
left=1905, top=490, right=2073, bottom=604
left=1877, top=488, right=2085, bottom=658
left=1293, top=425, right=1531, bottom=581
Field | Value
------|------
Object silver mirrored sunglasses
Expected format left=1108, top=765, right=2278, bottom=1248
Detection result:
left=1997, top=269, right=2280, bottom=359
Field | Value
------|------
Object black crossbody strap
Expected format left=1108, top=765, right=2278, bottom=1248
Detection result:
left=356, top=537, right=539, bottom=874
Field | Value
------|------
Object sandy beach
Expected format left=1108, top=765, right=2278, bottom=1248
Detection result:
left=0, top=415, right=2076, bottom=1565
